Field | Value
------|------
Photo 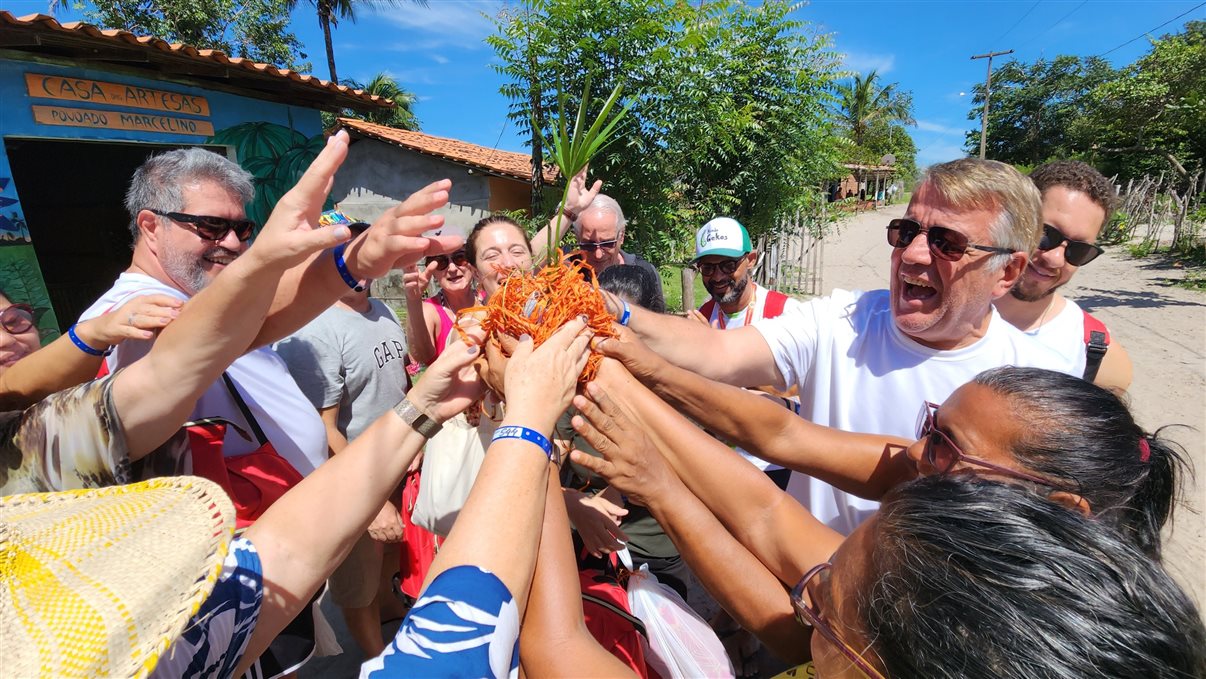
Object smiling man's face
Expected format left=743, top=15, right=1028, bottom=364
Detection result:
left=156, top=179, right=248, bottom=296
left=1010, top=186, right=1105, bottom=302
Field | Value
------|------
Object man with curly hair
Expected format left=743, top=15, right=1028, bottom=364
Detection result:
left=995, top=160, right=1133, bottom=391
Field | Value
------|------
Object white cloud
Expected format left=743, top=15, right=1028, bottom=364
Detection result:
left=841, top=50, right=895, bottom=75
left=370, top=1, right=502, bottom=50
left=430, top=54, right=450, bottom=64
left=915, top=120, right=968, bottom=136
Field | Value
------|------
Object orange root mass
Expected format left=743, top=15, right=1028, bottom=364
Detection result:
left=456, top=252, right=617, bottom=381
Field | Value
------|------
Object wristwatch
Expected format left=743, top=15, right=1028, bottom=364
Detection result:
left=393, top=396, right=442, bottom=438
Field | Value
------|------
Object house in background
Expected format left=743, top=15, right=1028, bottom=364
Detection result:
left=0, top=12, right=388, bottom=337
left=333, top=117, right=558, bottom=237
left=826, top=162, right=899, bottom=209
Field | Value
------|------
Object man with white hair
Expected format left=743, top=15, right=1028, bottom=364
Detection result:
left=533, top=168, right=663, bottom=300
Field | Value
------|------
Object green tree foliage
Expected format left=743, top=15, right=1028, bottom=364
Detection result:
left=965, top=21, right=1204, bottom=182
left=84, top=0, right=309, bottom=71
left=488, top=0, right=844, bottom=265
left=963, top=56, right=1115, bottom=165
left=286, top=0, right=425, bottom=84
left=833, top=70, right=917, bottom=184
left=333, top=72, right=421, bottom=130
left=1076, top=20, right=1205, bottom=179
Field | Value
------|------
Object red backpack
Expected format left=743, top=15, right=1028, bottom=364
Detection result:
left=1082, top=311, right=1111, bottom=382
left=577, top=547, right=654, bottom=679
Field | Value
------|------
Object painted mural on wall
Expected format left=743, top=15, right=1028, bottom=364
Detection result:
left=0, top=175, right=58, bottom=341
left=207, top=122, right=329, bottom=231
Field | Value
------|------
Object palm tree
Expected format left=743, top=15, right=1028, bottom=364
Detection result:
left=293, top=0, right=428, bottom=84
left=833, top=70, right=915, bottom=147
left=343, top=72, right=420, bottom=130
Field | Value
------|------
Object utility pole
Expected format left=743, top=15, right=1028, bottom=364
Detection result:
left=970, top=49, right=1013, bottom=160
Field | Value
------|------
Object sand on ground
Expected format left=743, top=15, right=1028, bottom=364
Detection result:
left=825, top=203, right=1206, bottom=607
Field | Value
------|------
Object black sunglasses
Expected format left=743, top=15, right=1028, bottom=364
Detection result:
left=577, top=239, right=618, bottom=253
left=694, top=259, right=742, bottom=277
left=0, top=303, right=35, bottom=334
left=427, top=250, right=469, bottom=271
left=150, top=210, right=257, bottom=242
left=887, top=219, right=1014, bottom=262
left=1038, top=224, right=1103, bottom=266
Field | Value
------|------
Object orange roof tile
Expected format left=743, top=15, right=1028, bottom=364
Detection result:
left=339, top=117, right=558, bottom=183
left=0, top=12, right=390, bottom=110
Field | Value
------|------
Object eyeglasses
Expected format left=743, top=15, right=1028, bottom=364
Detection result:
left=791, top=562, right=886, bottom=679
left=694, top=259, right=743, bottom=277
left=150, top=210, right=257, bottom=242
left=577, top=239, right=619, bottom=253
left=1038, top=224, right=1103, bottom=266
left=427, top=250, right=469, bottom=271
left=887, top=219, right=1015, bottom=261
left=0, top=303, right=35, bottom=335
left=917, top=402, right=1074, bottom=490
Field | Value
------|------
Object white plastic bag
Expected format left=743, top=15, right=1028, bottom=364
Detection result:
left=619, top=550, right=735, bottom=679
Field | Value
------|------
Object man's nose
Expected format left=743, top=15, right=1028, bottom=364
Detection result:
left=900, top=233, right=933, bottom=265
left=218, top=226, right=245, bottom=251
left=591, top=247, right=607, bottom=262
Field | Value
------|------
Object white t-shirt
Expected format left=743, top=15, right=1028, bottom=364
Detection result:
left=754, top=288, right=1078, bottom=535
left=702, top=284, right=805, bottom=471
left=79, top=272, right=328, bottom=475
left=1023, top=297, right=1090, bottom=378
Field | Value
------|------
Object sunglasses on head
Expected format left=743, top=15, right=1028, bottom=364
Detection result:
left=427, top=250, right=469, bottom=271
left=577, top=239, right=618, bottom=253
left=0, top=303, right=35, bottom=335
left=917, top=402, right=1075, bottom=491
left=694, top=259, right=742, bottom=277
left=1038, top=224, right=1103, bottom=266
left=887, top=219, right=1014, bottom=261
left=150, top=209, right=257, bottom=242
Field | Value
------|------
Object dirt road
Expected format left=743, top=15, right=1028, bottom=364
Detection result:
left=828, top=204, right=1206, bottom=606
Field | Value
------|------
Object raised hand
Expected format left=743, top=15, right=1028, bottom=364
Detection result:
left=565, top=165, right=603, bottom=216
left=565, top=487, right=629, bottom=558
left=408, top=320, right=488, bottom=423
left=569, top=381, right=676, bottom=508
left=592, top=324, right=669, bottom=386
left=85, top=294, right=182, bottom=345
left=501, top=319, right=592, bottom=431
left=402, top=261, right=439, bottom=297
left=245, top=130, right=357, bottom=271
left=345, top=179, right=463, bottom=280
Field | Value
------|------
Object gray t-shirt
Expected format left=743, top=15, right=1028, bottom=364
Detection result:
left=275, top=299, right=410, bottom=441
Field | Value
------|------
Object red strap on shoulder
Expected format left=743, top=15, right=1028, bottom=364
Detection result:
left=762, top=290, right=789, bottom=319
left=1082, top=311, right=1110, bottom=346
left=698, top=299, right=715, bottom=319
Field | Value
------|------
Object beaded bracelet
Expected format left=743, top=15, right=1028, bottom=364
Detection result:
left=492, top=425, right=556, bottom=463
left=618, top=299, right=632, bottom=327
left=332, top=243, right=365, bottom=292
left=67, top=324, right=112, bottom=357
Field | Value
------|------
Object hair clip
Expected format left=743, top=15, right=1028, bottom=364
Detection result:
left=1138, top=437, right=1151, bottom=463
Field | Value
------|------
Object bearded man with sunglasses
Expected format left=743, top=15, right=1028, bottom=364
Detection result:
left=605, top=158, right=1075, bottom=535
left=994, top=160, right=1132, bottom=392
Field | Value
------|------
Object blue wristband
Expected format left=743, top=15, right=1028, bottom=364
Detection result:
left=492, top=425, right=555, bottom=462
left=332, top=243, right=365, bottom=292
left=67, top=324, right=111, bottom=357
left=618, top=299, right=631, bottom=326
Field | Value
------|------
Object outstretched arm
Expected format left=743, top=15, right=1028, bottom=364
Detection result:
left=597, top=327, right=916, bottom=499
left=0, top=294, right=180, bottom=411
left=401, top=262, right=442, bottom=365
left=1096, top=339, right=1133, bottom=393
left=112, top=132, right=356, bottom=459
left=568, top=383, right=819, bottom=663
left=519, top=468, right=638, bottom=677
left=574, top=359, right=842, bottom=586
left=531, top=165, right=601, bottom=268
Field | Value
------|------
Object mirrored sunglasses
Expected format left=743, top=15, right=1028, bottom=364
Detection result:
left=150, top=209, right=257, bottom=242
left=577, top=239, right=618, bottom=253
left=887, top=219, right=1014, bottom=261
left=1038, top=224, right=1103, bottom=266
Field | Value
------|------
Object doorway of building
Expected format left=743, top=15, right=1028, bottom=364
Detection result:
left=4, top=138, right=225, bottom=331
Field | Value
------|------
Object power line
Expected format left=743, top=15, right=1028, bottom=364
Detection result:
left=990, top=0, right=1041, bottom=50
left=1096, top=2, right=1205, bottom=57
left=1014, top=0, right=1088, bottom=51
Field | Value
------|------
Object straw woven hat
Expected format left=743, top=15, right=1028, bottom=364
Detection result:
left=1, top=476, right=235, bottom=678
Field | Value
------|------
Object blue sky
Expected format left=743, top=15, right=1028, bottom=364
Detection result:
left=15, top=0, right=1206, bottom=168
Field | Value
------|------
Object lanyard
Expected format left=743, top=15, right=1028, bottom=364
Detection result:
left=712, top=284, right=758, bottom=329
